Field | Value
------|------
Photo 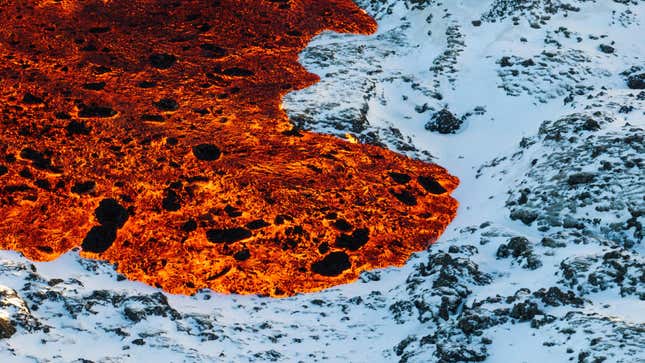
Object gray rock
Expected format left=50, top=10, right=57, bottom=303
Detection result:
left=509, top=208, right=539, bottom=225
left=627, top=73, right=645, bottom=89
left=599, top=44, right=615, bottom=54
left=425, top=109, right=463, bottom=134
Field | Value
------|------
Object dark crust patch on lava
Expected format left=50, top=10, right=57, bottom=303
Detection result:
left=312, top=252, right=352, bottom=277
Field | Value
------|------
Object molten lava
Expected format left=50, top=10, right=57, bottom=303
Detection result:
left=0, top=0, right=459, bottom=296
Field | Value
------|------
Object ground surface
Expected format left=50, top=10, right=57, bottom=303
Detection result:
left=0, top=0, right=643, bottom=362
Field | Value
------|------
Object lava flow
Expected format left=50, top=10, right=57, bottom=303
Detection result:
left=0, top=0, right=459, bottom=296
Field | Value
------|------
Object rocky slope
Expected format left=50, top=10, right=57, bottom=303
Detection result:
left=1, top=0, right=643, bottom=362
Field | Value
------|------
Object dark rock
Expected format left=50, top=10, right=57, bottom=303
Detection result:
left=192, top=144, right=221, bottom=161
left=153, top=98, right=179, bottom=111
left=93, top=65, right=111, bottom=74
left=324, top=212, right=338, bottom=220
left=71, top=181, right=96, bottom=195
left=37, top=180, right=52, bottom=191
left=78, top=104, right=116, bottom=118
left=0, top=318, right=16, bottom=339
left=253, top=350, right=281, bottom=362
left=222, top=67, right=254, bottom=77
left=181, top=219, right=197, bottom=233
left=627, top=73, right=645, bottom=89
left=526, top=255, right=543, bottom=270
left=274, top=214, right=293, bottom=225
left=599, top=44, right=614, bottom=54
left=22, top=92, right=44, bottom=104
left=435, top=343, right=487, bottom=362
left=394, top=336, right=416, bottom=356
left=137, top=81, right=157, bottom=88
left=335, top=228, right=370, bottom=251
left=281, top=127, right=303, bottom=137
left=311, top=252, right=351, bottom=276
left=66, top=120, right=92, bottom=135
left=533, top=287, right=583, bottom=307
left=80, top=44, right=97, bottom=51
left=224, top=205, right=242, bottom=218
left=95, top=198, right=129, bottom=228
left=389, top=172, right=411, bottom=184
left=149, top=53, right=177, bottom=69
left=206, top=227, right=252, bottom=243
left=0, top=165, right=7, bottom=176
left=233, top=249, right=251, bottom=261
left=333, top=218, right=353, bottom=232
left=509, top=208, right=539, bottom=225
left=82, top=82, right=106, bottom=91
left=246, top=219, right=269, bottom=230
left=424, top=109, right=463, bottom=134
left=200, top=43, right=227, bottom=58
left=88, top=26, right=110, bottom=34
left=562, top=216, right=584, bottom=229
left=20, top=148, right=52, bottom=170
left=560, top=248, right=643, bottom=297
left=417, top=175, right=447, bottom=194
left=120, top=293, right=180, bottom=322
left=82, top=225, right=117, bottom=253
left=47, top=278, right=64, bottom=287
left=19, top=168, right=33, bottom=179
left=141, top=114, right=165, bottom=122
left=195, top=23, right=212, bottom=33
left=497, top=237, right=542, bottom=270
left=55, top=112, right=71, bottom=119
left=541, top=237, right=566, bottom=248
left=567, top=172, right=596, bottom=186
left=497, top=237, right=530, bottom=258
left=618, top=105, right=633, bottom=114
left=123, top=307, right=145, bottom=322
left=318, top=242, right=330, bottom=254
left=581, top=118, right=600, bottom=131
left=530, top=314, right=556, bottom=328
left=510, top=301, right=543, bottom=321
left=390, top=189, right=417, bottom=206
left=500, top=56, right=513, bottom=67
left=457, top=311, right=496, bottom=335
left=521, top=58, right=535, bottom=67
left=162, top=189, right=182, bottom=211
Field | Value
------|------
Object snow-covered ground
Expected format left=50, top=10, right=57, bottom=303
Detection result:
left=1, top=0, right=643, bottom=362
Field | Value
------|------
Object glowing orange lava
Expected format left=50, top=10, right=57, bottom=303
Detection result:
left=0, top=0, right=458, bottom=296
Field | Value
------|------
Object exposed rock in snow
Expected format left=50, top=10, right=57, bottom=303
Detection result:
left=499, top=112, right=644, bottom=248
left=425, top=109, right=464, bottom=134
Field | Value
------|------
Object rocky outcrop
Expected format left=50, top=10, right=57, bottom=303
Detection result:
left=425, top=109, right=463, bottom=134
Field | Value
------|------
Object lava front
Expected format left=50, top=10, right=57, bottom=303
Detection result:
left=0, top=0, right=458, bottom=296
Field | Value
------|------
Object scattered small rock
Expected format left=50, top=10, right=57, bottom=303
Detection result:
left=627, top=73, right=645, bottom=89
left=598, top=44, right=615, bottom=54
left=424, top=109, right=463, bottom=134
